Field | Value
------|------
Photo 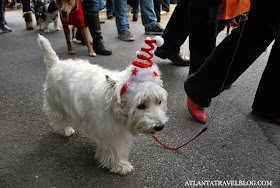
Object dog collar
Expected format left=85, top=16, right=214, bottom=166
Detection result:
left=70, top=2, right=78, bottom=15
left=120, top=79, right=133, bottom=108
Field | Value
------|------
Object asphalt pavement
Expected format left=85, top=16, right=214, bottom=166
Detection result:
left=1, top=11, right=279, bottom=188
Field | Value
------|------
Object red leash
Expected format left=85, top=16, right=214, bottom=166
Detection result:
left=152, top=127, right=208, bottom=150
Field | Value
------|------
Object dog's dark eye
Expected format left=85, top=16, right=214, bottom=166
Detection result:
left=137, top=104, right=146, bottom=110
left=159, top=101, right=161, bottom=105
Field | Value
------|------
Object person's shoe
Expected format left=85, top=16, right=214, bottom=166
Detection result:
left=188, top=97, right=207, bottom=124
left=160, top=10, right=169, bottom=15
left=107, top=14, right=113, bottom=19
left=155, top=47, right=190, bottom=66
left=118, top=30, right=135, bottom=42
left=23, top=12, right=34, bottom=30
left=92, top=40, right=112, bottom=55
left=145, top=23, right=164, bottom=35
left=0, top=25, right=12, bottom=33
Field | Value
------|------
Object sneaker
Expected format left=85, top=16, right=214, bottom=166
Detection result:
left=145, top=23, right=164, bottom=35
left=107, top=14, right=114, bottom=19
left=118, top=30, right=135, bottom=42
left=0, top=25, right=12, bottom=33
left=160, top=10, right=169, bottom=15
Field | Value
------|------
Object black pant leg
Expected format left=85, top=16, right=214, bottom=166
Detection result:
left=22, top=0, right=31, bottom=12
left=188, top=0, right=222, bottom=74
left=154, top=0, right=161, bottom=22
left=161, top=0, right=190, bottom=53
left=252, top=36, right=280, bottom=117
left=161, top=0, right=170, bottom=12
left=129, top=0, right=139, bottom=13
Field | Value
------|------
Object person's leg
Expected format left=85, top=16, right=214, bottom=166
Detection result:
left=106, top=0, right=114, bottom=18
left=114, top=0, right=134, bottom=41
left=99, top=0, right=105, bottom=10
left=0, top=0, right=11, bottom=32
left=114, top=0, right=129, bottom=31
left=139, top=0, right=157, bottom=30
left=83, top=0, right=112, bottom=55
left=153, top=0, right=160, bottom=22
left=160, top=0, right=190, bottom=53
left=22, top=0, right=34, bottom=30
left=22, top=0, right=31, bottom=12
left=252, top=36, right=280, bottom=118
left=188, top=0, right=222, bottom=75
left=0, top=0, right=5, bottom=27
left=161, top=0, right=170, bottom=12
left=154, top=0, right=190, bottom=66
left=130, top=0, right=139, bottom=21
left=185, top=0, right=280, bottom=108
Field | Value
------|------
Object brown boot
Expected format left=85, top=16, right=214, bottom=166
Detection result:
left=23, top=12, right=34, bottom=30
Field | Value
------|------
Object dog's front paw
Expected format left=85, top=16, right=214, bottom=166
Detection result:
left=44, top=29, right=50, bottom=33
left=55, top=27, right=60, bottom=31
left=68, top=50, right=75, bottom=55
left=63, top=127, right=75, bottom=137
left=89, top=52, right=97, bottom=57
left=114, top=161, right=134, bottom=175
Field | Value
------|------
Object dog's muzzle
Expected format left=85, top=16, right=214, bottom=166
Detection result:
left=60, top=8, right=68, bottom=18
left=154, top=125, right=164, bottom=132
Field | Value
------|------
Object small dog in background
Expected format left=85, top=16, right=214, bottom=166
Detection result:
left=38, top=35, right=168, bottom=175
left=34, top=0, right=60, bottom=33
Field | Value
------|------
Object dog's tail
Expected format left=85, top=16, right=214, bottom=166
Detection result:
left=37, top=34, right=59, bottom=69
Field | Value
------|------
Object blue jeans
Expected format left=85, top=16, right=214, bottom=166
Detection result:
left=0, top=0, right=4, bottom=27
left=83, top=0, right=100, bottom=13
left=99, top=0, right=105, bottom=10
left=114, top=0, right=157, bottom=31
left=184, top=0, right=280, bottom=117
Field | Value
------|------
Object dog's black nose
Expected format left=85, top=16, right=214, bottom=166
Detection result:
left=154, top=125, right=164, bottom=131
left=61, top=8, right=67, bottom=15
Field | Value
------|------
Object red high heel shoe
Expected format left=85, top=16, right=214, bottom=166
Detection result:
left=187, top=96, right=207, bottom=124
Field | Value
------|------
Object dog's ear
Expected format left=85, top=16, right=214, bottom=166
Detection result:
left=105, top=75, right=117, bottom=87
left=105, top=75, right=123, bottom=105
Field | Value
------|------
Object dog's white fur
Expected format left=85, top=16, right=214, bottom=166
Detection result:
left=38, top=35, right=168, bottom=175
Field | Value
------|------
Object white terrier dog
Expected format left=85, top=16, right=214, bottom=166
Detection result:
left=38, top=35, right=168, bottom=175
